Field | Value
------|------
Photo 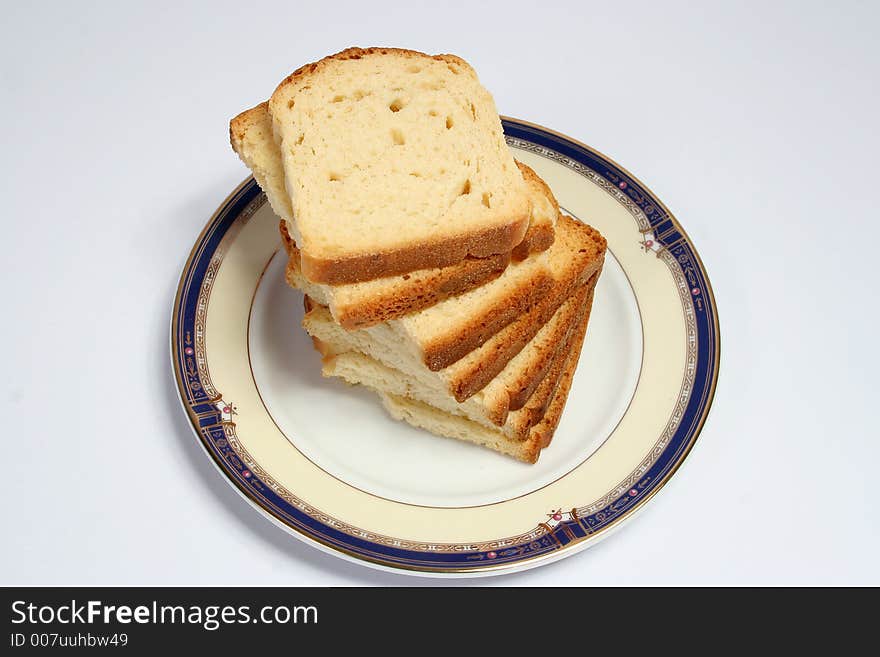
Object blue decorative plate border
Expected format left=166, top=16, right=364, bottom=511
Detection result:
left=171, top=118, right=720, bottom=574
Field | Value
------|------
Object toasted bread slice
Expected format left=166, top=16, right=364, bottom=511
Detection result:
left=232, top=101, right=556, bottom=260
left=232, top=104, right=556, bottom=259
left=507, top=280, right=594, bottom=441
left=265, top=47, right=531, bottom=284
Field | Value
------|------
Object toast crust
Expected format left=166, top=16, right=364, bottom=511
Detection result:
left=483, top=280, right=592, bottom=427
left=506, top=282, right=590, bottom=412
left=529, top=293, right=594, bottom=452
left=267, top=47, right=531, bottom=285
left=297, top=215, right=529, bottom=285
left=281, top=221, right=509, bottom=329
left=508, top=279, right=596, bottom=440
left=512, top=223, right=555, bottom=261
left=269, top=47, right=478, bottom=100
left=448, top=217, right=605, bottom=400
left=421, top=266, right=553, bottom=371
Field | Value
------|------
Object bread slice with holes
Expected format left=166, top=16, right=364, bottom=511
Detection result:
left=315, top=276, right=594, bottom=436
left=378, top=289, right=593, bottom=463
left=231, top=101, right=556, bottom=259
left=265, top=47, right=532, bottom=284
left=300, top=215, right=605, bottom=393
left=231, top=100, right=556, bottom=327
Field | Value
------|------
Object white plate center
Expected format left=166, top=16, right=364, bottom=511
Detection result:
left=248, top=250, right=642, bottom=508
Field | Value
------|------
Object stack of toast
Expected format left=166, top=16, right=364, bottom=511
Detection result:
left=230, top=47, right=606, bottom=463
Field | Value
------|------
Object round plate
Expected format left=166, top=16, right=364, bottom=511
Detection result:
left=171, top=118, right=720, bottom=576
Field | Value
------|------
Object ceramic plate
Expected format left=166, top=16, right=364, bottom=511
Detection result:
left=171, top=118, right=719, bottom=576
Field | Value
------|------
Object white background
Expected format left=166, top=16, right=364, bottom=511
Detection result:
left=1, top=0, right=877, bottom=585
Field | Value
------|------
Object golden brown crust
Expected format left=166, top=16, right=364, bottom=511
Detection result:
left=483, top=282, right=590, bottom=427
left=422, top=267, right=553, bottom=371
left=270, top=47, right=479, bottom=101
left=449, top=217, right=606, bottom=400
left=297, top=214, right=529, bottom=285
left=509, top=277, right=596, bottom=440
left=505, top=278, right=592, bottom=412
left=239, top=50, right=475, bottom=169
left=282, top=221, right=510, bottom=329
left=343, top=256, right=509, bottom=329
left=529, top=284, right=596, bottom=454
left=520, top=442, right=542, bottom=463
left=511, top=222, right=556, bottom=262
left=504, top=338, right=586, bottom=463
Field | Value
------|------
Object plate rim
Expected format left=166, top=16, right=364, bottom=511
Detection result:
left=170, top=117, right=721, bottom=576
